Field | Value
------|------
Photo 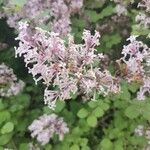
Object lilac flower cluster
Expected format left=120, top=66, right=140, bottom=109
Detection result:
left=136, top=13, right=150, bottom=28
left=138, top=0, right=150, bottom=12
left=120, top=35, right=150, bottom=100
left=115, top=4, right=127, bottom=16
left=0, top=63, right=24, bottom=97
left=28, top=114, right=69, bottom=145
left=112, top=0, right=128, bottom=16
left=1, top=0, right=83, bottom=36
left=136, top=0, right=150, bottom=28
left=15, top=22, right=120, bottom=109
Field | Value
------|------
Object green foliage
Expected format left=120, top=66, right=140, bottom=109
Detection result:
left=84, top=5, right=114, bottom=23
left=1, top=122, right=14, bottom=134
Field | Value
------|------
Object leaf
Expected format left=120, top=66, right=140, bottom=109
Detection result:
left=0, top=133, right=12, bottom=146
left=114, top=140, right=124, bottom=150
left=19, top=143, right=29, bottom=150
left=72, top=18, right=86, bottom=28
left=0, top=146, right=3, bottom=150
left=93, top=107, right=104, bottom=117
left=1, top=122, right=14, bottom=134
left=70, top=144, right=80, bottom=150
left=80, top=138, right=88, bottom=146
left=99, top=101, right=110, bottom=110
left=88, top=101, right=97, bottom=108
left=128, top=82, right=139, bottom=93
left=98, top=5, right=114, bottom=20
left=87, top=115, right=97, bottom=127
left=125, top=105, right=140, bottom=119
left=120, top=89, right=131, bottom=101
left=0, top=111, right=11, bottom=125
left=100, top=138, right=113, bottom=150
left=143, top=103, right=150, bottom=120
left=84, top=10, right=100, bottom=23
left=77, top=108, right=88, bottom=119
left=105, top=34, right=121, bottom=48
left=54, top=100, right=65, bottom=113
left=132, top=25, right=150, bottom=36
left=0, top=99, right=5, bottom=110
left=84, top=5, right=114, bottom=23
left=81, top=146, right=90, bottom=150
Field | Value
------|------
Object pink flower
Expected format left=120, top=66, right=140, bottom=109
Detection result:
left=0, top=63, right=24, bottom=97
left=28, top=114, right=69, bottom=145
left=15, top=22, right=119, bottom=109
left=119, top=35, right=150, bottom=100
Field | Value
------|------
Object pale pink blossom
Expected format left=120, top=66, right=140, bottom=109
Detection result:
left=1, top=0, right=83, bottom=36
left=138, top=0, right=150, bottom=12
left=119, top=35, right=150, bottom=100
left=136, top=13, right=150, bottom=28
left=115, top=4, right=127, bottom=16
left=28, top=114, right=69, bottom=145
left=15, top=22, right=119, bottom=109
left=0, top=63, right=24, bottom=97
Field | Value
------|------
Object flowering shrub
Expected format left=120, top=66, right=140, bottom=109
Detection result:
left=28, top=114, right=69, bottom=145
left=0, top=0, right=150, bottom=149
left=15, top=22, right=119, bottom=109
left=0, top=0, right=83, bottom=36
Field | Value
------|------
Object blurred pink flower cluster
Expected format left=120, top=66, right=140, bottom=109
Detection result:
left=15, top=22, right=120, bottom=109
left=136, top=13, right=150, bottom=28
left=1, top=0, right=83, bottom=36
left=136, top=0, right=150, bottom=28
left=120, top=35, right=150, bottom=100
left=28, top=114, right=69, bottom=145
left=0, top=63, right=24, bottom=97
left=138, top=0, right=150, bottom=12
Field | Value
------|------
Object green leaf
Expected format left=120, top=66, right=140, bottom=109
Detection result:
left=19, top=143, right=29, bottom=150
left=1, top=122, right=14, bottom=134
left=0, top=111, right=11, bottom=125
left=98, top=5, right=114, bottom=20
left=0, top=133, right=12, bottom=146
left=87, top=115, right=97, bottom=127
left=114, top=140, right=124, bottom=150
left=70, top=144, right=80, bottom=150
left=77, top=108, right=88, bottom=119
left=43, top=106, right=53, bottom=114
left=72, top=18, right=86, bottom=28
left=128, top=82, right=139, bottom=93
left=54, top=100, right=65, bottom=113
left=100, top=138, right=113, bottom=150
left=93, top=107, right=104, bottom=117
left=105, top=34, right=121, bottom=48
left=143, top=103, right=150, bottom=120
left=120, top=89, right=131, bottom=101
left=99, top=101, right=109, bottom=110
left=0, top=99, right=5, bottom=110
left=88, top=101, right=97, bottom=108
left=84, top=10, right=100, bottom=23
left=132, top=25, right=150, bottom=36
left=125, top=105, right=140, bottom=119
left=81, top=146, right=90, bottom=150
left=0, top=146, right=3, bottom=150
left=84, top=5, right=114, bottom=23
